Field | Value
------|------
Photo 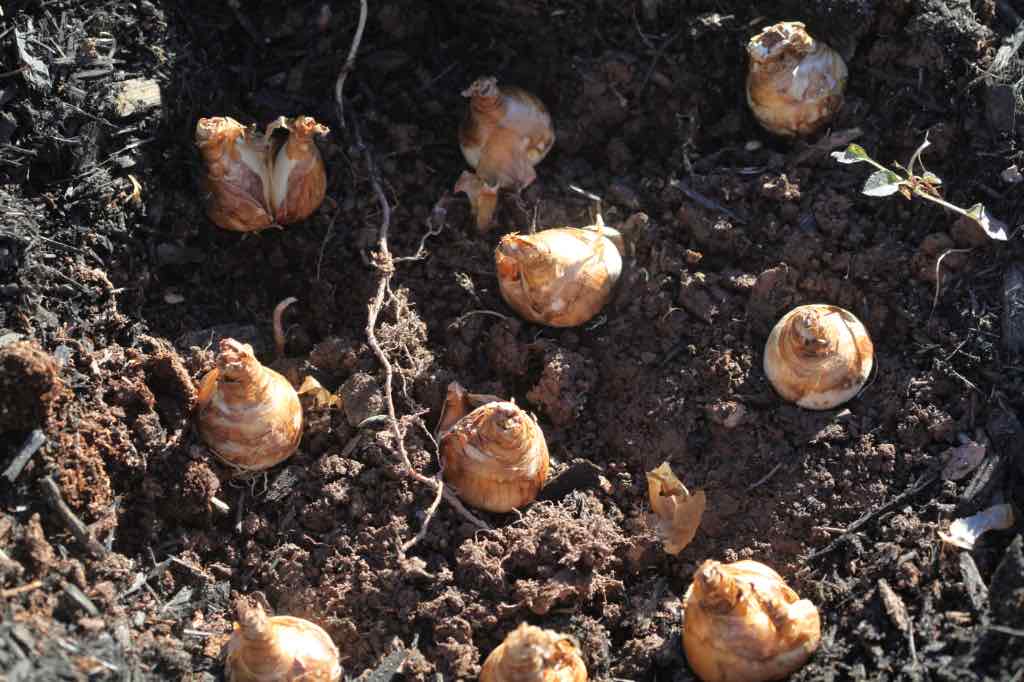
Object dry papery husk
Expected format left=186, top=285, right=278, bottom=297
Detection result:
left=438, top=382, right=549, bottom=513
left=495, top=219, right=623, bottom=328
left=647, top=461, right=706, bottom=555
left=223, top=596, right=341, bottom=682
left=763, top=303, right=873, bottom=410
left=746, top=21, right=848, bottom=137
left=456, top=76, right=554, bottom=231
left=480, top=623, right=588, bottom=682
left=683, top=560, right=821, bottom=682
left=196, top=338, right=303, bottom=473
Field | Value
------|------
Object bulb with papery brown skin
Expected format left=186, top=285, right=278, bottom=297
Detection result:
left=196, top=117, right=275, bottom=232
left=456, top=76, right=554, bottom=231
left=480, top=623, right=588, bottom=682
left=196, top=339, right=303, bottom=472
left=438, top=382, right=548, bottom=513
left=268, top=116, right=330, bottom=225
left=196, top=115, right=329, bottom=232
left=746, top=22, right=847, bottom=137
left=763, top=304, right=873, bottom=410
left=682, top=560, right=821, bottom=682
left=496, top=221, right=622, bottom=327
left=223, top=596, right=341, bottom=682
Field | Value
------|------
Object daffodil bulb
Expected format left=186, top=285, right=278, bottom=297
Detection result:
left=763, top=304, right=873, bottom=410
left=196, top=339, right=303, bottom=472
left=455, top=76, right=554, bottom=231
left=437, top=382, right=548, bottom=513
left=195, top=115, right=329, bottom=232
left=683, top=560, right=821, bottom=682
left=495, top=219, right=622, bottom=327
left=746, top=22, right=847, bottom=137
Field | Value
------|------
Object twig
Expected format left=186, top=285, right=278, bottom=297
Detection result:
left=392, top=194, right=450, bottom=264
left=273, top=297, right=298, bottom=359
left=804, top=472, right=938, bottom=564
left=746, top=461, right=783, bottom=491
left=0, top=580, right=43, bottom=598
left=787, top=127, right=863, bottom=167
left=226, top=0, right=265, bottom=46
left=670, top=178, right=748, bottom=224
left=334, top=0, right=368, bottom=129
left=402, top=476, right=445, bottom=552
left=930, top=249, right=974, bottom=319
left=452, top=310, right=510, bottom=326
left=39, top=476, right=108, bottom=559
left=316, top=207, right=341, bottom=281
left=3, top=429, right=46, bottom=482
left=339, top=47, right=488, bottom=548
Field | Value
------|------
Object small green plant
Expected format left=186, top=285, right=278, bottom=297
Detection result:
left=831, top=136, right=1008, bottom=241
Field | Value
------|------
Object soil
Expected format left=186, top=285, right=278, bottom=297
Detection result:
left=2, top=0, right=1024, bottom=680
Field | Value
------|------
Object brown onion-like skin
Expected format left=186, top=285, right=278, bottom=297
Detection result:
left=196, top=339, right=303, bottom=472
left=647, top=461, right=706, bottom=555
left=224, top=597, right=341, bottom=682
left=196, top=117, right=274, bottom=232
left=195, top=115, right=328, bottom=232
left=683, top=560, right=821, bottom=682
left=268, top=116, right=329, bottom=225
left=456, top=76, right=554, bottom=231
left=438, top=382, right=548, bottom=513
left=495, top=225, right=622, bottom=327
left=746, top=22, right=847, bottom=137
left=763, top=304, right=873, bottom=410
left=480, top=623, right=588, bottom=682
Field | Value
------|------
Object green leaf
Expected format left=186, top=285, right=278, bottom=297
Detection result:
left=862, top=169, right=904, bottom=197
left=831, top=143, right=870, bottom=165
left=966, top=203, right=1009, bottom=241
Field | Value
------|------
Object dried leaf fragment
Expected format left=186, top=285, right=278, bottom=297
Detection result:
left=297, top=375, right=339, bottom=410
left=877, top=578, right=910, bottom=633
left=646, top=461, right=705, bottom=554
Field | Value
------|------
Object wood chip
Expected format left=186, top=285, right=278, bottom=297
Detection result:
left=1003, top=263, right=1024, bottom=355
left=877, top=578, right=910, bottom=633
left=111, top=78, right=161, bottom=118
left=958, top=552, right=989, bottom=612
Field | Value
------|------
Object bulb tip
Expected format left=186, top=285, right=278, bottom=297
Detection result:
left=462, top=76, right=499, bottom=99
left=234, top=596, right=269, bottom=638
left=748, top=21, right=813, bottom=62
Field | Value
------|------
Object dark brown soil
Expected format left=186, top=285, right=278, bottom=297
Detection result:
left=2, top=0, right=1024, bottom=680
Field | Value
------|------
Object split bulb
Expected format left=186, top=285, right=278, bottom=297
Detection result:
left=683, top=560, right=821, bottom=682
left=495, top=219, right=622, bottom=327
left=195, top=115, right=329, bottom=232
left=456, top=76, right=554, bottom=231
left=480, top=623, right=588, bottom=682
left=437, top=382, right=548, bottom=513
left=746, top=22, right=847, bottom=137
left=196, top=339, right=303, bottom=472
left=763, top=304, right=873, bottom=410
left=223, top=596, right=341, bottom=682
